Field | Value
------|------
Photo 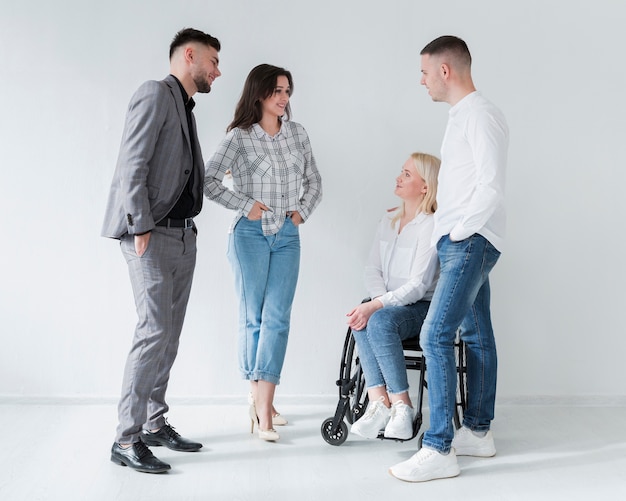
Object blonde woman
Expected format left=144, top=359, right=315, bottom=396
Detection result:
left=347, top=152, right=440, bottom=440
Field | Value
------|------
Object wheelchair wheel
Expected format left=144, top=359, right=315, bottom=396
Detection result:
left=454, top=340, right=468, bottom=428
left=321, top=417, right=348, bottom=446
left=342, top=331, right=368, bottom=424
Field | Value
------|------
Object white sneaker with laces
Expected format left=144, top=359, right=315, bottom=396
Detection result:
left=451, top=426, right=496, bottom=457
left=383, top=401, right=414, bottom=440
left=350, top=397, right=390, bottom=439
left=389, top=447, right=460, bottom=482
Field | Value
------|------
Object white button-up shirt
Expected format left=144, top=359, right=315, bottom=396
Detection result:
left=436, top=91, right=509, bottom=251
left=365, top=210, right=439, bottom=307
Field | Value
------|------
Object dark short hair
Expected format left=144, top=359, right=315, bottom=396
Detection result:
left=169, top=28, right=221, bottom=59
left=228, top=64, right=293, bottom=131
left=420, top=35, right=472, bottom=67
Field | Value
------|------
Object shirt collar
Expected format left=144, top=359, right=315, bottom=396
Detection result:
left=251, top=120, right=286, bottom=140
left=171, top=74, right=195, bottom=111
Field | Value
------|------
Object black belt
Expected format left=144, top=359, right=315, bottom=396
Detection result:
left=156, top=217, right=194, bottom=229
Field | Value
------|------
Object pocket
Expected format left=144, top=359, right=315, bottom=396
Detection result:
left=135, top=233, right=153, bottom=258
left=284, top=216, right=300, bottom=233
left=120, top=233, right=150, bottom=262
left=436, top=235, right=447, bottom=251
left=289, top=152, right=304, bottom=175
left=248, top=154, right=273, bottom=178
left=484, top=242, right=501, bottom=269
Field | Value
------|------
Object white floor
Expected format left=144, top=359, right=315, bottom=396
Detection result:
left=1, top=400, right=625, bottom=501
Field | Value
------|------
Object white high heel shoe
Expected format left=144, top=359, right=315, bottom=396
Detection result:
left=249, top=399, right=280, bottom=441
left=248, top=392, right=288, bottom=427
left=272, top=413, right=288, bottom=426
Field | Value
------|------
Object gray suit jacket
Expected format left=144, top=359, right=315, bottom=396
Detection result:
left=101, top=75, right=204, bottom=238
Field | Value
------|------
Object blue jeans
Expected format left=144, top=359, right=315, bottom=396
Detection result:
left=353, top=301, right=430, bottom=394
left=228, top=217, right=300, bottom=385
left=421, top=234, right=501, bottom=453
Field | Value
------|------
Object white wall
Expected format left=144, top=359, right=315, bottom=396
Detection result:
left=1, top=0, right=624, bottom=401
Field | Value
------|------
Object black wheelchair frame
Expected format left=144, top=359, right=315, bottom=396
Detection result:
left=321, top=326, right=467, bottom=446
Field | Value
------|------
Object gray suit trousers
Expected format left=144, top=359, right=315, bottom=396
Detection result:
left=116, top=226, right=197, bottom=444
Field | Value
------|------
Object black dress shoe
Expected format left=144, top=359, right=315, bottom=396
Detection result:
left=110, top=441, right=171, bottom=473
left=141, top=423, right=203, bottom=452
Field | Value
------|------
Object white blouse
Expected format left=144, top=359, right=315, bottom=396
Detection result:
left=364, top=209, right=439, bottom=307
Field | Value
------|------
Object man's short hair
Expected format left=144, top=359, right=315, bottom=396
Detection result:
left=169, top=28, right=221, bottom=59
left=420, top=35, right=471, bottom=67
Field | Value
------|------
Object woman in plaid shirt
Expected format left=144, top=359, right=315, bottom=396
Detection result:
left=204, top=64, right=322, bottom=441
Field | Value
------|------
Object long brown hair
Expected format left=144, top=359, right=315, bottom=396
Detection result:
left=227, top=64, right=293, bottom=132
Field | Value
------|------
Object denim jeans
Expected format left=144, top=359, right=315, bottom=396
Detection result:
left=421, top=234, right=501, bottom=453
left=228, top=217, right=300, bottom=385
left=353, top=301, right=430, bottom=394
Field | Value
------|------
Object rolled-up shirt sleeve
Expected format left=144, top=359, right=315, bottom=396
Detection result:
left=204, top=130, right=256, bottom=214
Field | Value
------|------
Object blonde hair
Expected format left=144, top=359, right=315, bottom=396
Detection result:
left=391, top=152, right=440, bottom=228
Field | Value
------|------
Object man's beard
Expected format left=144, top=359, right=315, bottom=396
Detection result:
left=194, top=75, right=212, bottom=94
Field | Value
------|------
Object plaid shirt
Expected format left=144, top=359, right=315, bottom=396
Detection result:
left=204, top=121, right=323, bottom=235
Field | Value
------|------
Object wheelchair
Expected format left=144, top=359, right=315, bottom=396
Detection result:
left=320, top=323, right=467, bottom=446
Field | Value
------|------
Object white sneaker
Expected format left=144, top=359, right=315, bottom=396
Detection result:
left=451, top=426, right=496, bottom=457
left=350, top=397, right=390, bottom=439
left=383, top=401, right=414, bottom=440
left=389, top=447, right=460, bottom=482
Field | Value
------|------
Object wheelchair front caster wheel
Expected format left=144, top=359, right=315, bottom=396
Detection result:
left=321, top=417, right=348, bottom=446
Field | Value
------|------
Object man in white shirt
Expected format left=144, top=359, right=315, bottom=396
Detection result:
left=390, top=35, right=509, bottom=482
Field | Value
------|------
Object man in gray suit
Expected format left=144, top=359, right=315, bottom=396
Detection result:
left=102, top=28, right=221, bottom=473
